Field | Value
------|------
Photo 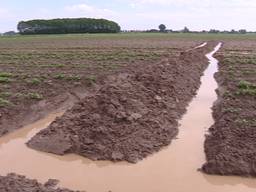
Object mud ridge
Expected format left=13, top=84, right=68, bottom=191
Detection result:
left=202, top=43, right=256, bottom=177
left=27, top=42, right=217, bottom=163
left=0, top=89, right=88, bottom=137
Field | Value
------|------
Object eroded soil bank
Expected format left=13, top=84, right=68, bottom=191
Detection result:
left=202, top=41, right=256, bottom=176
left=27, top=42, right=216, bottom=163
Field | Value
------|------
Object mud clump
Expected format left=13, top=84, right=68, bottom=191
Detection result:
left=0, top=173, right=81, bottom=192
left=27, top=42, right=216, bottom=163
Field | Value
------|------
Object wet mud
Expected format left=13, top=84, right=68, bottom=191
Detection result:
left=202, top=42, right=256, bottom=177
left=1, top=42, right=256, bottom=192
left=0, top=37, right=199, bottom=138
left=0, top=173, right=81, bottom=192
left=27, top=42, right=216, bottom=163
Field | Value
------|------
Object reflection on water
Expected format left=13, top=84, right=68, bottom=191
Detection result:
left=0, top=43, right=255, bottom=192
left=194, top=42, right=207, bottom=49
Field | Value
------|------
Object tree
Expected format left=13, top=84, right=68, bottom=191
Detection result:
left=209, top=29, right=220, bottom=34
left=239, top=29, right=247, bottom=34
left=147, top=29, right=159, bottom=33
left=182, top=26, right=190, bottom=33
left=3, top=31, right=17, bottom=36
left=18, top=18, right=121, bottom=35
left=158, top=24, right=166, bottom=32
left=230, top=29, right=237, bottom=34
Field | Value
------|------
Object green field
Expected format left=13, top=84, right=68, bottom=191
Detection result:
left=2, top=32, right=256, bottom=41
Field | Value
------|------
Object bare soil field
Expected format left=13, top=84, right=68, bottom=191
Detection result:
left=1, top=33, right=256, bottom=190
left=0, top=34, right=201, bottom=136
left=27, top=42, right=216, bottom=163
left=0, top=34, right=207, bottom=190
left=202, top=40, right=256, bottom=176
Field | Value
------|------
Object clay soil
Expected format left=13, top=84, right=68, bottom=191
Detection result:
left=0, top=173, right=81, bottom=192
left=27, top=41, right=217, bottom=163
left=0, top=34, right=212, bottom=189
left=202, top=40, right=256, bottom=176
left=0, top=34, right=200, bottom=136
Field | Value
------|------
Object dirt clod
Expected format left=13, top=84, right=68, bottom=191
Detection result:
left=0, top=173, right=81, bottom=192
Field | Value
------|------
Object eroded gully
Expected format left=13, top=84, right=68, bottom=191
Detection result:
left=0, top=43, right=255, bottom=192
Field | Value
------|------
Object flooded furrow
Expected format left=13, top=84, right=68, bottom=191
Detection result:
left=0, top=43, right=255, bottom=192
left=194, top=42, right=207, bottom=49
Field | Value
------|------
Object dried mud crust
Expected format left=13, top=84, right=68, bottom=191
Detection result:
left=27, top=42, right=217, bottom=163
left=0, top=173, right=81, bottom=192
left=202, top=41, right=256, bottom=176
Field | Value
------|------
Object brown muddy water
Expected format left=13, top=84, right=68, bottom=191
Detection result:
left=0, top=43, right=256, bottom=192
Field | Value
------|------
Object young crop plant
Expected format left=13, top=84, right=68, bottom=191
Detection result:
left=26, top=78, right=42, bottom=85
left=0, top=98, right=11, bottom=107
left=85, top=75, right=96, bottom=86
left=54, top=73, right=66, bottom=80
left=0, top=72, right=12, bottom=78
left=0, top=77, right=11, bottom=83
left=236, top=80, right=256, bottom=96
left=0, top=72, right=13, bottom=83
left=0, top=92, right=11, bottom=98
left=26, top=93, right=43, bottom=100
left=65, top=75, right=81, bottom=81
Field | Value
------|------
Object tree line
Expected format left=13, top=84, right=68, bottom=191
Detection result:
left=17, top=18, right=121, bottom=35
left=154, top=24, right=248, bottom=34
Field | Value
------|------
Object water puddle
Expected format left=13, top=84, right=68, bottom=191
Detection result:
left=0, top=43, right=256, bottom=192
left=194, top=42, right=207, bottom=49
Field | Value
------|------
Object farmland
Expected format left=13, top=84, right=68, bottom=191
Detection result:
left=0, top=33, right=202, bottom=136
left=0, top=33, right=256, bottom=191
left=203, top=40, right=256, bottom=176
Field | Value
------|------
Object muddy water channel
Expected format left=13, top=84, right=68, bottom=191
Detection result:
left=0, top=43, right=256, bottom=192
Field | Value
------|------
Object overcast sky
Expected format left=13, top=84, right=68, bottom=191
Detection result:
left=0, top=0, right=256, bottom=32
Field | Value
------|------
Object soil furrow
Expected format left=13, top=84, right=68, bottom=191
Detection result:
left=202, top=41, right=256, bottom=177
